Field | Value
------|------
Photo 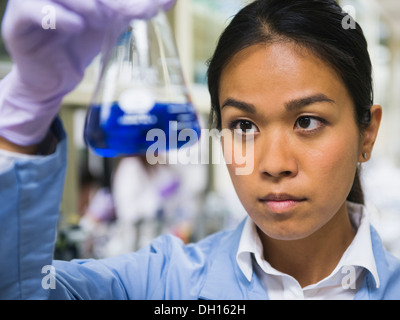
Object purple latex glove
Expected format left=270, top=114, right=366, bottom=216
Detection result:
left=0, top=0, right=176, bottom=146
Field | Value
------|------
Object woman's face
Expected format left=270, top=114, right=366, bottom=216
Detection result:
left=219, top=42, right=364, bottom=241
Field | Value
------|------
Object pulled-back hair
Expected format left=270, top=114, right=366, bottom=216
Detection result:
left=207, top=0, right=374, bottom=205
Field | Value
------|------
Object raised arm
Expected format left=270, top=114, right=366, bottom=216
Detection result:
left=0, top=0, right=176, bottom=300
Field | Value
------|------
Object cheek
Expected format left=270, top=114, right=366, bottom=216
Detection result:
left=222, top=137, right=257, bottom=209
left=303, top=132, right=360, bottom=203
left=226, top=164, right=257, bottom=215
left=221, top=133, right=256, bottom=176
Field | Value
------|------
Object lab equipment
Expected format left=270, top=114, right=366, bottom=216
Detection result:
left=84, top=10, right=201, bottom=157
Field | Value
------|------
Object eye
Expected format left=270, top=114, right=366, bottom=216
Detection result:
left=295, top=116, right=326, bottom=132
left=230, top=120, right=258, bottom=135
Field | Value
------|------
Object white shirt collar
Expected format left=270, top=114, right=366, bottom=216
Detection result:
left=236, top=202, right=380, bottom=289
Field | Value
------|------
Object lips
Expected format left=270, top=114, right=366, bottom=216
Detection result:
left=259, top=193, right=307, bottom=213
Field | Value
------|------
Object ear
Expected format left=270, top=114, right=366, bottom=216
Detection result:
left=359, top=105, right=382, bottom=163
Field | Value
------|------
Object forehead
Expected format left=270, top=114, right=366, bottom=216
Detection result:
left=219, top=42, right=351, bottom=109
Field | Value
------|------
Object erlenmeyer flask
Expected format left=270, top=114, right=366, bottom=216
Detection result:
left=84, top=11, right=201, bottom=158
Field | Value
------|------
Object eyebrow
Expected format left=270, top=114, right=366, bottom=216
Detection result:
left=285, top=94, right=335, bottom=111
left=221, top=94, right=335, bottom=113
left=221, top=98, right=256, bottom=113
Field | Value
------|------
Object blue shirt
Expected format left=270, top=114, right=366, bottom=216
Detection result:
left=1, top=119, right=400, bottom=300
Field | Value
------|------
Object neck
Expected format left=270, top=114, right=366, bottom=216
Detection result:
left=258, top=203, right=355, bottom=288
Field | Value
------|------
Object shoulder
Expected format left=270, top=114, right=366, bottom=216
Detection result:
left=381, top=249, right=400, bottom=286
left=368, top=226, right=400, bottom=299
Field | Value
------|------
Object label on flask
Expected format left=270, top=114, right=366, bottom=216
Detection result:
left=118, top=88, right=155, bottom=114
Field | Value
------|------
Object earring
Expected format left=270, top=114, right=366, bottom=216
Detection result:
left=362, top=153, right=368, bottom=160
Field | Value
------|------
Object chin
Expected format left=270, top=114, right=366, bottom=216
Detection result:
left=257, top=222, right=318, bottom=242
left=267, top=232, right=311, bottom=242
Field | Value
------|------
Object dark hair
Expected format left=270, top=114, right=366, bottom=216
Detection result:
left=207, top=0, right=374, bottom=205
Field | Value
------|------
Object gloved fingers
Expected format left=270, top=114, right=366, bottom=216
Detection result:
left=159, top=0, right=177, bottom=11
left=97, top=0, right=159, bottom=20
left=53, top=0, right=162, bottom=22
left=96, top=0, right=177, bottom=21
left=50, top=0, right=171, bottom=29
left=51, top=0, right=111, bottom=29
left=3, top=0, right=177, bottom=41
left=2, top=0, right=84, bottom=41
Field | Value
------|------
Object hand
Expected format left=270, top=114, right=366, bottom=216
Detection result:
left=0, top=0, right=176, bottom=147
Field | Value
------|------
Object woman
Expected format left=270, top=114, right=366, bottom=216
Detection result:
left=206, top=0, right=388, bottom=299
left=0, top=0, right=399, bottom=300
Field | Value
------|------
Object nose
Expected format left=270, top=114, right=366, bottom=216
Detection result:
left=257, top=131, right=298, bottom=179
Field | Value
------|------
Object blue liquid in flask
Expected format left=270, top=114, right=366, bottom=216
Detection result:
left=84, top=101, right=201, bottom=158
left=85, top=12, right=201, bottom=157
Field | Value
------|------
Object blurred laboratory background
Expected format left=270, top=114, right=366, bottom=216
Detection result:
left=0, top=0, right=399, bottom=259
